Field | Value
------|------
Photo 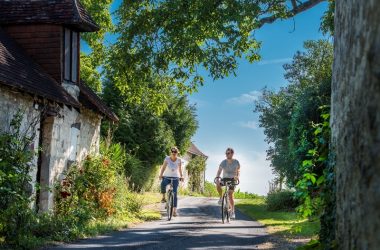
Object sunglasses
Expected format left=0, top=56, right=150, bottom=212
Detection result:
left=171, top=151, right=178, bottom=154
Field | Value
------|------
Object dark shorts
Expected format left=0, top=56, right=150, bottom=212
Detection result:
left=220, top=178, right=237, bottom=191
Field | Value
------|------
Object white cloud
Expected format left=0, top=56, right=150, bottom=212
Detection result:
left=237, top=121, right=258, bottom=130
left=257, top=57, right=292, bottom=65
left=226, top=90, right=262, bottom=105
left=203, top=148, right=274, bottom=195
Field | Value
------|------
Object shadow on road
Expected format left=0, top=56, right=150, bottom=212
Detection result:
left=47, top=197, right=303, bottom=250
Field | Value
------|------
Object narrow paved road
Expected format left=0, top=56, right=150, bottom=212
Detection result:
left=49, top=197, right=281, bottom=250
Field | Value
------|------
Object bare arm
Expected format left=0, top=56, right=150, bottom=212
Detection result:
left=179, top=161, right=184, bottom=181
left=159, top=160, right=168, bottom=179
left=235, top=164, right=241, bottom=180
left=216, top=166, right=222, bottom=178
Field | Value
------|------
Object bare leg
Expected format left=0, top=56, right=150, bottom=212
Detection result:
left=216, top=180, right=223, bottom=198
left=228, top=190, right=234, bottom=211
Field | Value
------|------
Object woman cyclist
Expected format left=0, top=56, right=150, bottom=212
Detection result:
left=159, top=146, right=184, bottom=217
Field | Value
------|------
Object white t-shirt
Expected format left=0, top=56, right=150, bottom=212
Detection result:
left=163, top=156, right=181, bottom=178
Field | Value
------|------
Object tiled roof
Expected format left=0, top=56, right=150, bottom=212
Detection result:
left=0, top=0, right=99, bottom=32
left=187, top=143, right=208, bottom=158
left=0, top=29, right=79, bottom=107
left=78, top=81, right=119, bottom=122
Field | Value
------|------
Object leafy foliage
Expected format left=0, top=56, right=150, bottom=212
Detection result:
left=0, top=111, right=38, bottom=247
left=0, top=129, right=148, bottom=249
left=101, top=80, right=198, bottom=190
left=255, top=40, right=333, bottom=187
left=255, top=40, right=334, bottom=245
left=55, top=142, right=141, bottom=219
left=161, top=95, right=198, bottom=151
left=296, top=107, right=336, bottom=248
left=320, top=0, right=334, bottom=35
left=186, top=156, right=206, bottom=193
left=102, top=0, right=327, bottom=110
left=266, top=190, right=300, bottom=211
left=79, top=0, right=113, bottom=92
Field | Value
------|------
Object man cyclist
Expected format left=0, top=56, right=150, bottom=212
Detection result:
left=159, top=146, right=184, bottom=217
left=215, top=147, right=240, bottom=219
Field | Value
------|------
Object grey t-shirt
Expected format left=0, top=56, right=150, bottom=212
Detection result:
left=220, top=159, right=240, bottom=178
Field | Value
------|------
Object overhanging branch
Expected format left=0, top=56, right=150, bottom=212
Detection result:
left=258, top=0, right=326, bottom=28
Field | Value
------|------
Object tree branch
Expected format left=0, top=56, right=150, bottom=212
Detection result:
left=258, top=0, right=326, bottom=28
left=291, top=0, right=298, bottom=9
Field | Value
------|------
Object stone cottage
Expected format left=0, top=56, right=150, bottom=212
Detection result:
left=0, top=0, right=118, bottom=211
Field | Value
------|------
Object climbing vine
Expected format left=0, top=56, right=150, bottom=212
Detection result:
left=186, top=156, right=206, bottom=193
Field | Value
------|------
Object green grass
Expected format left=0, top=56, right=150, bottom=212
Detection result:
left=136, top=192, right=162, bottom=205
left=236, top=197, right=320, bottom=238
left=1, top=193, right=162, bottom=250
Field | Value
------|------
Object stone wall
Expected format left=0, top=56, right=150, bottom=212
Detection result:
left=77, top=108, right=101, bottom=163
left=39, top=105, right=102, bottom=211
left=0, top=86, right=103, bottom=212
left=38, top=104, right=80, bottom=211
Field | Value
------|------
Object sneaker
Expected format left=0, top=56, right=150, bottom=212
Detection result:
left=230, top=211, right=235, bottom=219
left=218, top=197, right=223, bottom=205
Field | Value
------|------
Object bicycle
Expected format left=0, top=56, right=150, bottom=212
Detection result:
left=214, top=177, right=240, bottom=224
left=164, top=177, right=177, bottom=221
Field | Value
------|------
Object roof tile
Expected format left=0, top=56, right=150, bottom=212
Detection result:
left=78, top=81, right=119, bottom=122
left=0, top=29, right=79, bottom=107
left=0, top=0, right=99, bottom=32
left=188, top=143, right=208, bottom=158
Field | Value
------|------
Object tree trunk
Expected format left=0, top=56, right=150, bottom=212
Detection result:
left=332, top=0, right=380, bottom=249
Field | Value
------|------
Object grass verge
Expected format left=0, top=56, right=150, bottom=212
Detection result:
left=236, top=197, right=320, bottom=238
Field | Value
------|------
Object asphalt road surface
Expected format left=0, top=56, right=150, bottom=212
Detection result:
left=48, top=197, right=285, bottom=250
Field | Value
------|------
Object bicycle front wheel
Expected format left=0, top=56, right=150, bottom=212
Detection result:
left=221, top=193, right=229, bottom=224
left=167, top=191, right=174, bottom=221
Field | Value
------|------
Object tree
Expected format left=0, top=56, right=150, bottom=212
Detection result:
left=101, top=80, right=198, bottom=190
left=255, top=40, right=333, bottom=186
left=79, top=0, right=113, bottom=92
left=161, top=94, right=198, bottom=152
left=255, top=40, right=334, bottom=246
left=105, top=0, right=326, bottom=110
left=332, top=1, right=380, bottom=248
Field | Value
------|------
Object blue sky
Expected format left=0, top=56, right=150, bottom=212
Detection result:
left=96, top=1, right=328, bottom=195
left=185, top=3, right=329, bottom=195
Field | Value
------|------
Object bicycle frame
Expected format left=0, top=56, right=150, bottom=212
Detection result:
left=214, top=177, right=239, bottom=224
left=165, top=177, right=177, bottom=221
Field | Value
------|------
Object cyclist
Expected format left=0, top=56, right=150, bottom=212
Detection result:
left=159, top=146, right=184, bottom=217
left=215, top=147, right=240, bottom=219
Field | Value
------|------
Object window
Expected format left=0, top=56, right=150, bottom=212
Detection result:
left=69, top=123, right=80, bottom=161
left=63, top=28, right=79, bottom=83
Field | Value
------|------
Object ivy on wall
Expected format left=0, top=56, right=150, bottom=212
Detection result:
left=186, top=156, right=206, bottom=193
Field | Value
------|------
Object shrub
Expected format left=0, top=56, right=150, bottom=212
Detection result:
left=186, top=156, right=206, bottom=193
left=55, top=142, right=141, bottom=219
left=124, top=154, right=160, bottom=192
left=0, top=111, right=39, bottom=248
left=266, top=190, right=299, bottom=211
left=0, top=115, right=147, bottom=249
left=203, top=181, right=219, bottom=197
left=234, top=189, right=260, bottom=199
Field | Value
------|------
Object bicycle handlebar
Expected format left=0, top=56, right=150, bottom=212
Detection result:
left=214, top=177, right=240, bottom=185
